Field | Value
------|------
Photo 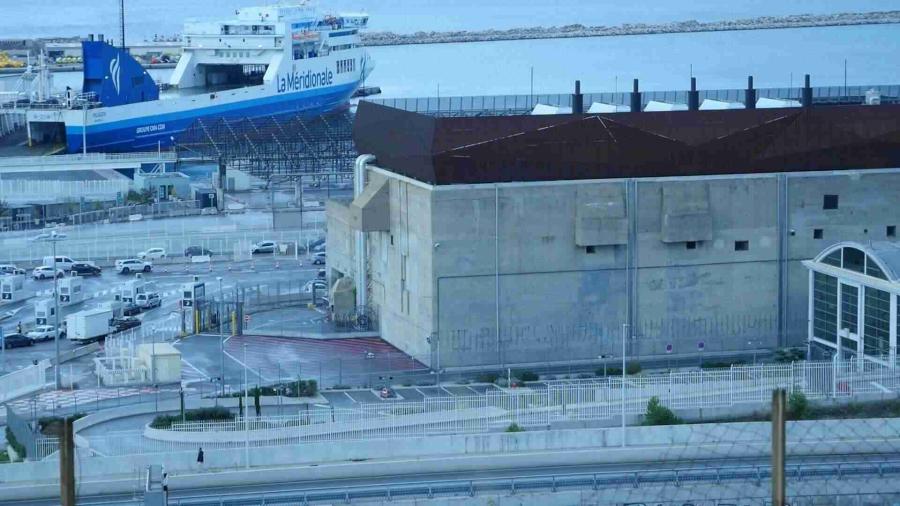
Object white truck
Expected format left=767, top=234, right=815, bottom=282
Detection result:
left=66, top=307, right=114, bottom=343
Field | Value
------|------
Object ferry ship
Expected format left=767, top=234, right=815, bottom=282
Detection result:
left=25, top=3, right=373, bottom=153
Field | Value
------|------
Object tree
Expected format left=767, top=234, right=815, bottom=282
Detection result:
left=643, top=396, right=681, bottom=426
left=788, top=391, right=809, bottom=420
left=253, top=387, right=261, bottom=417
left=238, top=396, right=244, bottom=418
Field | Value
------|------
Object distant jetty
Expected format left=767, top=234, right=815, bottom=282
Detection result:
left=361, top=11, right=900, bottom=46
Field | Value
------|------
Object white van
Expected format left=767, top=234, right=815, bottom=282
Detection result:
left=42, top=256, right=76, bottom=271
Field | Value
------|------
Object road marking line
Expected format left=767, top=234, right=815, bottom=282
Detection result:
left=343, top=391, right=356, bottom=403
left=440, top=386, right=456, bottom=397
left=181, top=358, right=210, bottom=380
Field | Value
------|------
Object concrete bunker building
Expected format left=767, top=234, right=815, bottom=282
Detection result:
left=327, top=95, right=900, bottom=370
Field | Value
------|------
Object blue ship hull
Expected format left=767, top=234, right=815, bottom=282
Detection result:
left=65, top=81, right=359, bottom=153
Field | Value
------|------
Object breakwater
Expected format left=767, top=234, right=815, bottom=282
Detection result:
left=361, top=11, right=900, bottom=46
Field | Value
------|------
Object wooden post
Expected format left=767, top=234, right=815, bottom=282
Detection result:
left=772, top=389, right=786, bottom=506
left=59, top=416, right=76, bottom=506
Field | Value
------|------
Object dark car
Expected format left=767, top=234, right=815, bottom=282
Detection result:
left=112, top=317, right=142, bottom=332
left=123, top=304, right=142, bottom=316
left=71, top=262, right=102, bottom=276
left=184, top=246, right=213, bottom=257
left=3, top=333, right=34, bottom=349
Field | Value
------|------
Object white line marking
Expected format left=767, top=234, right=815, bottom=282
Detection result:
left=181, top=358, right=210, bottom=380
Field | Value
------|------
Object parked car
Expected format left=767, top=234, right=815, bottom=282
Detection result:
left=111, top=317, right=142, bottom=332
left=70, top=262, right=102, bottom=277
left=303, top=279, right=327, bottom=293
left=312, top=252, right=327, bottom=265
left=32, top=266, right=64, bottom=280
left=115, top=259, right=152, bottom=274
left=184, top=246, right=213, bottom=257
left=135, top=292, right=161, bottom=310
left=251, top=240, right=277, bottom=254
left=0, top=264, right=25, bottom=276
left=3, top=333, right=34, bottom=349
left=122, top=303, right=143, bottom=316
left=26, top=325, right=57, bottom=342
left=137, top=248, right=167, bottom=260
left=379, top=387, right=396, bottom=399
left=317, top=269, right=326, bottom=280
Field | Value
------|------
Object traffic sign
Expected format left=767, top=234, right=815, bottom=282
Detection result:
left=697, top=341, right=705, bottom=351
left=665, top=343, right=673, bottom=354
left=244, top=315, right=251, bottom=323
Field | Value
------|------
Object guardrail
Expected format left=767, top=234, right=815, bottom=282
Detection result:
left=169, top=459, right=900, bottom=506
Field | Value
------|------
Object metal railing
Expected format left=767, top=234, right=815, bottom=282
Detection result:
left=0, top=151, right=176, bottom=167
left=0, top=360, right=50, bottom=403
left=81, top=356, right=900, bottom=456
left=367, top=84, right=900, bottom=116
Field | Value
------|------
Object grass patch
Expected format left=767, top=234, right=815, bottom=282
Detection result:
left=5, top=427, right=25, bottom=459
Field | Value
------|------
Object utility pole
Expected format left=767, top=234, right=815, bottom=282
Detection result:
left=772, top=389, right=787, bottom=506
left=621, top=323, right=628, bottom=447
left=119, top=0, right=126, bottom=50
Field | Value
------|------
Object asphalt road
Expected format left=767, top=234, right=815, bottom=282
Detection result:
left=8, top=454, right=899, bottom=506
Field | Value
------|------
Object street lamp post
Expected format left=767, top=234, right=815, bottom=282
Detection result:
left=243, top=342, right=249, bottom=469
left=621, top=323, right=628, bottom=448
left=35, top=230, right=67, bottom=390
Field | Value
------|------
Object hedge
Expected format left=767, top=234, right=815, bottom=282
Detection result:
left=151, top=406, right=233, bottom=429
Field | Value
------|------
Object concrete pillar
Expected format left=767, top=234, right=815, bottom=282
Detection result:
left=572, top=80, right=583, bottom=114
left=802, top=74, right=813, bottom=108
left=745, top=76, right=757, bottom=109
left=215, top=160, right=226, bottom=212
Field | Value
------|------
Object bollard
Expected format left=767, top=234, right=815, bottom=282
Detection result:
left=275, top=262, right=280, bottom=270
left=208, top=262, right=213, bottom=272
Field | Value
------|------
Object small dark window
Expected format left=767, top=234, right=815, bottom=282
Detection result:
left=888, top=226, right=896, bottom=238
left=685, top=241, right=697, bottom=250
left=734, top=240, right=749, bottom=251
left=390, top=235, right=394, bottom=246
left=823, top=195, right=839, bottom=210
left=813, top=229, right=824, bottom=239
left=586, top=246, right=596, bottom=254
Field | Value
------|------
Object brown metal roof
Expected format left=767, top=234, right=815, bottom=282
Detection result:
left=353, top=101, right=900, bottom=185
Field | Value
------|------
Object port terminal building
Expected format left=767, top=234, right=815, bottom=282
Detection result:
left=327, top=81, right=900, bottom=370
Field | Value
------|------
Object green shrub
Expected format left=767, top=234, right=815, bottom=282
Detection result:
left=515, top=370, right=539, bottom=382
left=150, top=406, right=233, bottom=429
left=37, top=413, right=85, bottom=436
left=505, top=423, right=525, bottom=432
left=476, top=372, right=499, bottom=384
left=774, top=348, right=805, bottom=363
left=5, top=427, right=25, bottom=459
left=0, top=450, right=9, bottom=463
left=254, top=388, right=261, bottom=417
left=602, top=367, right=623, bottom=377
left=626, top=362, right=642, bottom=375
left=701, top=361, right=746, bottom=370
left=788, top=391, right=809, bottom=420
left=643, top=396, right=681, bottom=426
left=332, top=384, right=352, bottom=390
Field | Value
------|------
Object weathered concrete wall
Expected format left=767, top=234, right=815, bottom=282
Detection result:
left=327, top=166, right=900, bottom=369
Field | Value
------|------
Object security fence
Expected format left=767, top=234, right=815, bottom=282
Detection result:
left=68, top=200, right=204, bottom=226
left=368, top=84, right=900, bottom=116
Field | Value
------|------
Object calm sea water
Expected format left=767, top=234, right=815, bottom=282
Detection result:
left=1, top=2, right=897, bottom=98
